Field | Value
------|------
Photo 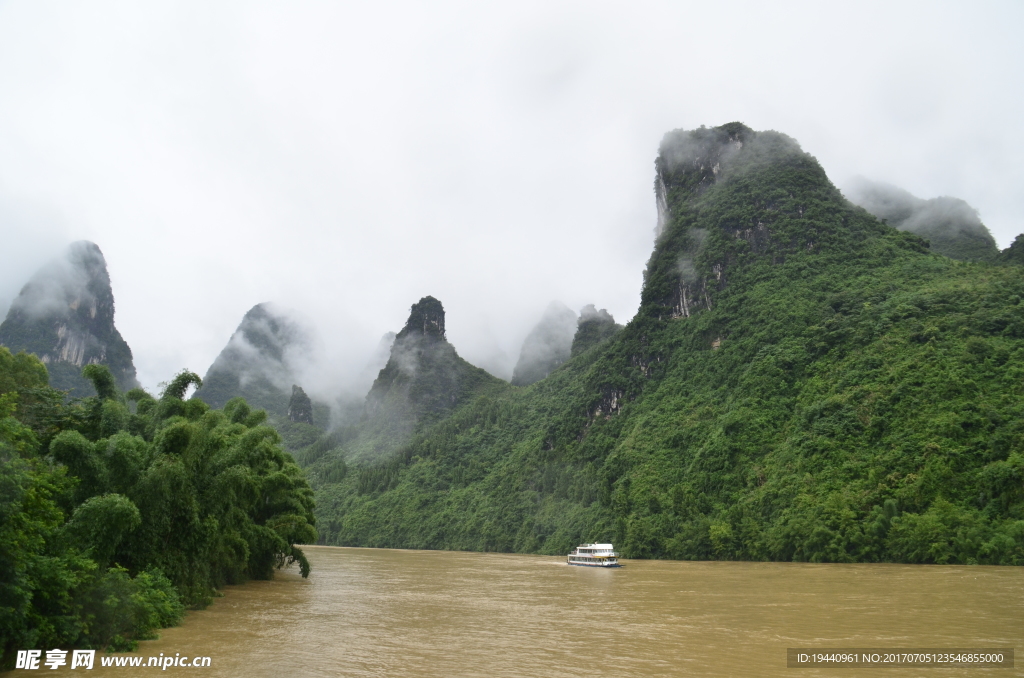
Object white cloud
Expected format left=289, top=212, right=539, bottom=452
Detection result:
left=0, top=0, right=1021, bottom=392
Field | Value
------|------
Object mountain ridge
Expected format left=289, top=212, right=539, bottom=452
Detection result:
left=3, top=125, right=1022, bottom=566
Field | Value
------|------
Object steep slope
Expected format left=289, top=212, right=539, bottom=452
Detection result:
left=194, top=303, right=306, bottom=412
left=846, top=178, right=999, bottom=262
left=336, top=296, right=506, bottom=463
left=0, top=241, right=138, bottom=395
left=570, top=305, right=622, bottom=357
left=192, top=303, right=329, bottom=447
left=311, top=123, right=1024, bottom=565
left=999, top=234, right=1024, bottom=266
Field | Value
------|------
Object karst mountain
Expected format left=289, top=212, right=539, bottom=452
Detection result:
left=306, top=122, right=1024, bottom=566
left=0, top=241, right=138, bottom=396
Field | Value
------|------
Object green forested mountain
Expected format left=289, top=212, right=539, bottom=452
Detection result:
left=0, top=350, right=315, bottom=666
left=846, top=178, right=999, bottom=262
left=570, top=305, right=622, bottom=357
left=0, top=241, right=139, bottom=396
left=308, top=123, right=1024, bottom=565
left=1000, top=234, right=1024, bottom=266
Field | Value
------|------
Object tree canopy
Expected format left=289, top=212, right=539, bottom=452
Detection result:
left=0, top=349, right=315, bottom=667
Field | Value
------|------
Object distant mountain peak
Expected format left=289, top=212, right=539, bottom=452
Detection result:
left=845, top=177, right=998, bottom=262
left=0, top=240, right=138, bottom=395
left=397, top=296, right=445, bottom=342
left=359, top=296, right=499, bottom=451
left=570, top=304, right=621, bottom=357
left=511, top=301, right=577, bottom=386
left=193, top=302, right=316, bottom=413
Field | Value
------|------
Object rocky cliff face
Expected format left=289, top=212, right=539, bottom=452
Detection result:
left=288, top=385, right=314, bottom=424
left=647, top=123, right=758, bottom=321
left=396, top=296, right=446, bottom=341
left=641, top=123, right=894, bottom=323
left=359, top=296, right=500, bottom=454
left=654, top=122, right=749, bottom=239
left=0, top=241, right=138, bottom=395
left=845, top=178, right=998, bottom=262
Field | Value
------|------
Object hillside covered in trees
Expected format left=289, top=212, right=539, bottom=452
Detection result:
left=0, top=350, right=315, bottom=667
left=305, top=123, right=1024, bottom=566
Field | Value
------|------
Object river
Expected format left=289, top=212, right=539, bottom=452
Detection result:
left=23, top=546, right=1023, bottom=677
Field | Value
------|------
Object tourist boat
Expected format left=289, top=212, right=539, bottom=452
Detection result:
left=567, top=543, right=621, bottom=567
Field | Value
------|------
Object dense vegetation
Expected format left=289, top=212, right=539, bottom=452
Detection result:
left=306, top=123, right=1024, bottom=566
left=569, top=306, right=622, bottom=357
left=0, top=349, right=315, bottom=667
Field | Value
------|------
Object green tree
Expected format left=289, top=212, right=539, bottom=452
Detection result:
left=1, top=355, right=316, bottom=667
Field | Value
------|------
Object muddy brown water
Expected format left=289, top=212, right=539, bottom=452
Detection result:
left=18, top=545, right=1023, bottom=677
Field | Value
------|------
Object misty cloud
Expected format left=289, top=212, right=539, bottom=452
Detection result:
left=369, top=332, right=396, bottom=375
left=511, top=301, right=577, bottom=386
left=9, top=241, right=106, bottom=320
left=194, top=302, right=327, bottom=411
left=0, top=2, right=1021, bottom=398
left=846, top=178, right=999, bottom=261
left=658, top=128, right=744, bottom=177
left=578, top=304, right=615, bottom=325
left=389, top=335, right=422, bottom=379
left=673, top=228, right=709, bottom=285
left=655, top=130, right=743, bottom=239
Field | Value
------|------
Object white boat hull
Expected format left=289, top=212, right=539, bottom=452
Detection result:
left=567, top=560, right=621, bottom=567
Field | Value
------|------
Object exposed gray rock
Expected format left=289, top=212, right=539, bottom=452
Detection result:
left=0, top=241, right=138, bottom=395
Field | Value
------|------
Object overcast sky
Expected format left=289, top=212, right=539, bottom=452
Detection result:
left=1, top=0, right=1022, bottom=394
